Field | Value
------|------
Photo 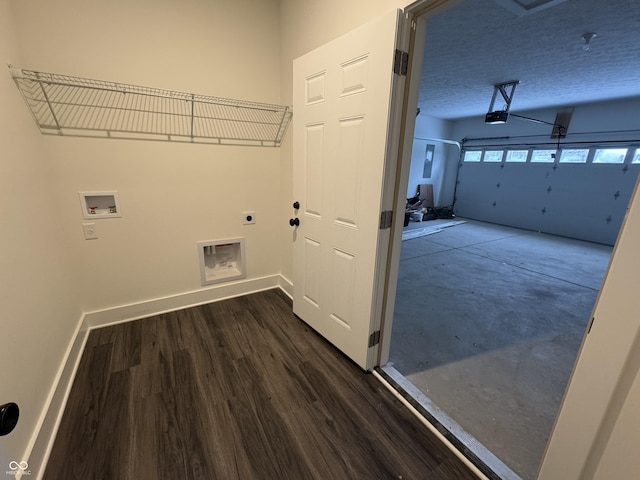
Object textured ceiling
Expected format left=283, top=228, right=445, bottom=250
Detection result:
left=418, top=0, right=640, bottom=120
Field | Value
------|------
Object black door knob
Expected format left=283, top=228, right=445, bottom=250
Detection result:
left=293, top=201, right=300, bottom=210
left=289, top=218, right=299, bottom=227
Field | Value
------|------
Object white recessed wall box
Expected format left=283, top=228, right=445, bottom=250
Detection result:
left=197, top=238, right=246, bottom=286
left=79, top=191, right=121, bottom=219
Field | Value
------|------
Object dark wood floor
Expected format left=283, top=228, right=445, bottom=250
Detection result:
left=44, top=289, right=477, bottom=480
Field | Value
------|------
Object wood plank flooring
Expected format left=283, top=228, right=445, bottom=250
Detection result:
left=44, top=289, right=477, bottom=480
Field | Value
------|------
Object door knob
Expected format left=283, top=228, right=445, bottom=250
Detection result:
left=293, top=201, right=300, bottom=210
left=289, top=218, right=300, bottom=227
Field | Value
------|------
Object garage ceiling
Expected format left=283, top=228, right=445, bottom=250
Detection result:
left=418, top=0, right=640, bottom=120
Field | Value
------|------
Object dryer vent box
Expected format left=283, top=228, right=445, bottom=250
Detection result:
left=197, top=238, right=246, bottom=285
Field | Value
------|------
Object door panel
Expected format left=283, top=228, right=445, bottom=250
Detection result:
left=292, top=9, right=403, bottom=369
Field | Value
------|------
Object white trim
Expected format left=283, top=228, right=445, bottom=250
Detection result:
left=83, top=274, right=281, bottom=329
left=20, top=313, right=88, bottom=480
left=278, top=273, right=293, bottom=299
left=373, top=369, right=491, bottom=480
left=379, top=365, right=521, bottom=480
left=23, top=274, right=288, bottom=479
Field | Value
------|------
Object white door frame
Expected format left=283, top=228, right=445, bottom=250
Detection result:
left=378, top=0, right=464, bottom=366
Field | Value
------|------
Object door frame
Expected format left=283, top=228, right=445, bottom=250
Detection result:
left=377, top=0, right=464, bottom=366
left=378, top=1, right=640, bottom=479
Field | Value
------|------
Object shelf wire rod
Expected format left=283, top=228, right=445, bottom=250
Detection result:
left=167, top=97, right=172, bottom=136
left=222, top=106, right=231, bottom=138
left=131, top=91, right=139, bottom=133
left=210, top=104, right=221, bottom=139
left=46, top=98, right=192, bottom=125
left=167, top=95, right=176, bottom=134
left=128, top=91, right=138, bottom=132
left=113, top=90, right=127, bottom=133
left=83, top=88, right=102, bottom=130
left=70, top=85, right=87, bottom=128
left=77, top=86, right=96, bottom=129
left=182, top=98, right=190, bottom=136
left=152, top=94, right=158, bottom=134
left=35, top=75, right=62, bottom=132
left=61, top=86, right=83, bottom=129
left=69, top=87, right=94, bottom=128
left=139, top=91, right=149, bottom=132
left=173, top=97, right=181, bottom=136
left=190, top=111, right=282, bottom=127
left=174, top=98, right=182, bottom=136
left=275, top=110, right=289, bottom=144
left=150, top=94, right=156, bottom=134
left=73, top=86, right=90, bottom=129
left=155, top=95, right=162, bottom=134
left=31, top=78, right=131, bottom=99
left=194, top=102, right=203, bottom=138
left=209, top=103, right=219, bottom=138
left=89, top=90, right=106, bottom=132
left=153, top=96, right=160, bottom=134
left=138, top=91, right=147, bottom=133
left=111, top=89, right=123, bottom=132
left=150, top=94, right=159, bottom=133
left=102, top=90, right=120, bottom=134
left=125, top=91, right=137, bottom=132
left=190, top=94, right=195, bottom=142
left=101, top=90, right=117, bottom=129
left=168, top=96, right=174, bottom=137
left=94, top=89, right=111, bottom=130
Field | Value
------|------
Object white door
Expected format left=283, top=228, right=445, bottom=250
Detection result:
left=292, top=10, right=406, bottom=370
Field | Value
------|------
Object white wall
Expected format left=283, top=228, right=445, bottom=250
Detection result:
left=11, top=0, right=284, bottom=313
left=0, top=0, right=81, bottom=471
left=3, top=0, right=283, bottom=474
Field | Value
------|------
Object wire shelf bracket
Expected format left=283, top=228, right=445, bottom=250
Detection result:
left=9, top=66, right=292, bottom=147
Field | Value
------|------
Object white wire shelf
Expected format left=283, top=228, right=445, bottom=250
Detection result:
left=9, top=66, right=292, bottom=147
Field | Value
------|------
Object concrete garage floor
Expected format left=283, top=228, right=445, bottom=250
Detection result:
left=388, top=219, right=613, bottom=480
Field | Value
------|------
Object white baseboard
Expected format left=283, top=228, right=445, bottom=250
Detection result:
left=278, top=274, right=293, bottom=299
left=22, top=314, right=89, bottom=480
left=83, top=274, right=282, bottom=329
left=25, top=274, right=288, bottom=480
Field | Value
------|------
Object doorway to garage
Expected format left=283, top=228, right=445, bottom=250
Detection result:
left=383, top=0, right=640, bottom=478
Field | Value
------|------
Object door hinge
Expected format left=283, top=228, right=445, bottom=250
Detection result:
left=369, top=330, right=381, bottom=348
left=380, top=210, right=393, bottom=230
left=393, top=49, right=409, bottom=76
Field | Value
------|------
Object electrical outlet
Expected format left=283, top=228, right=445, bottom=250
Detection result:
left=82, top=223, right=98, bottom=240
left=242, top=211, right=256, bottom=225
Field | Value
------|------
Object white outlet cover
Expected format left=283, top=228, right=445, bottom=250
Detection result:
left=82, top=223, right=98, bottom=240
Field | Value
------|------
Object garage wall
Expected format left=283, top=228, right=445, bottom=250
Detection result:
left=407, top=114, right=458, bottom=207
left=451, top=97, right=640, bottom=245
